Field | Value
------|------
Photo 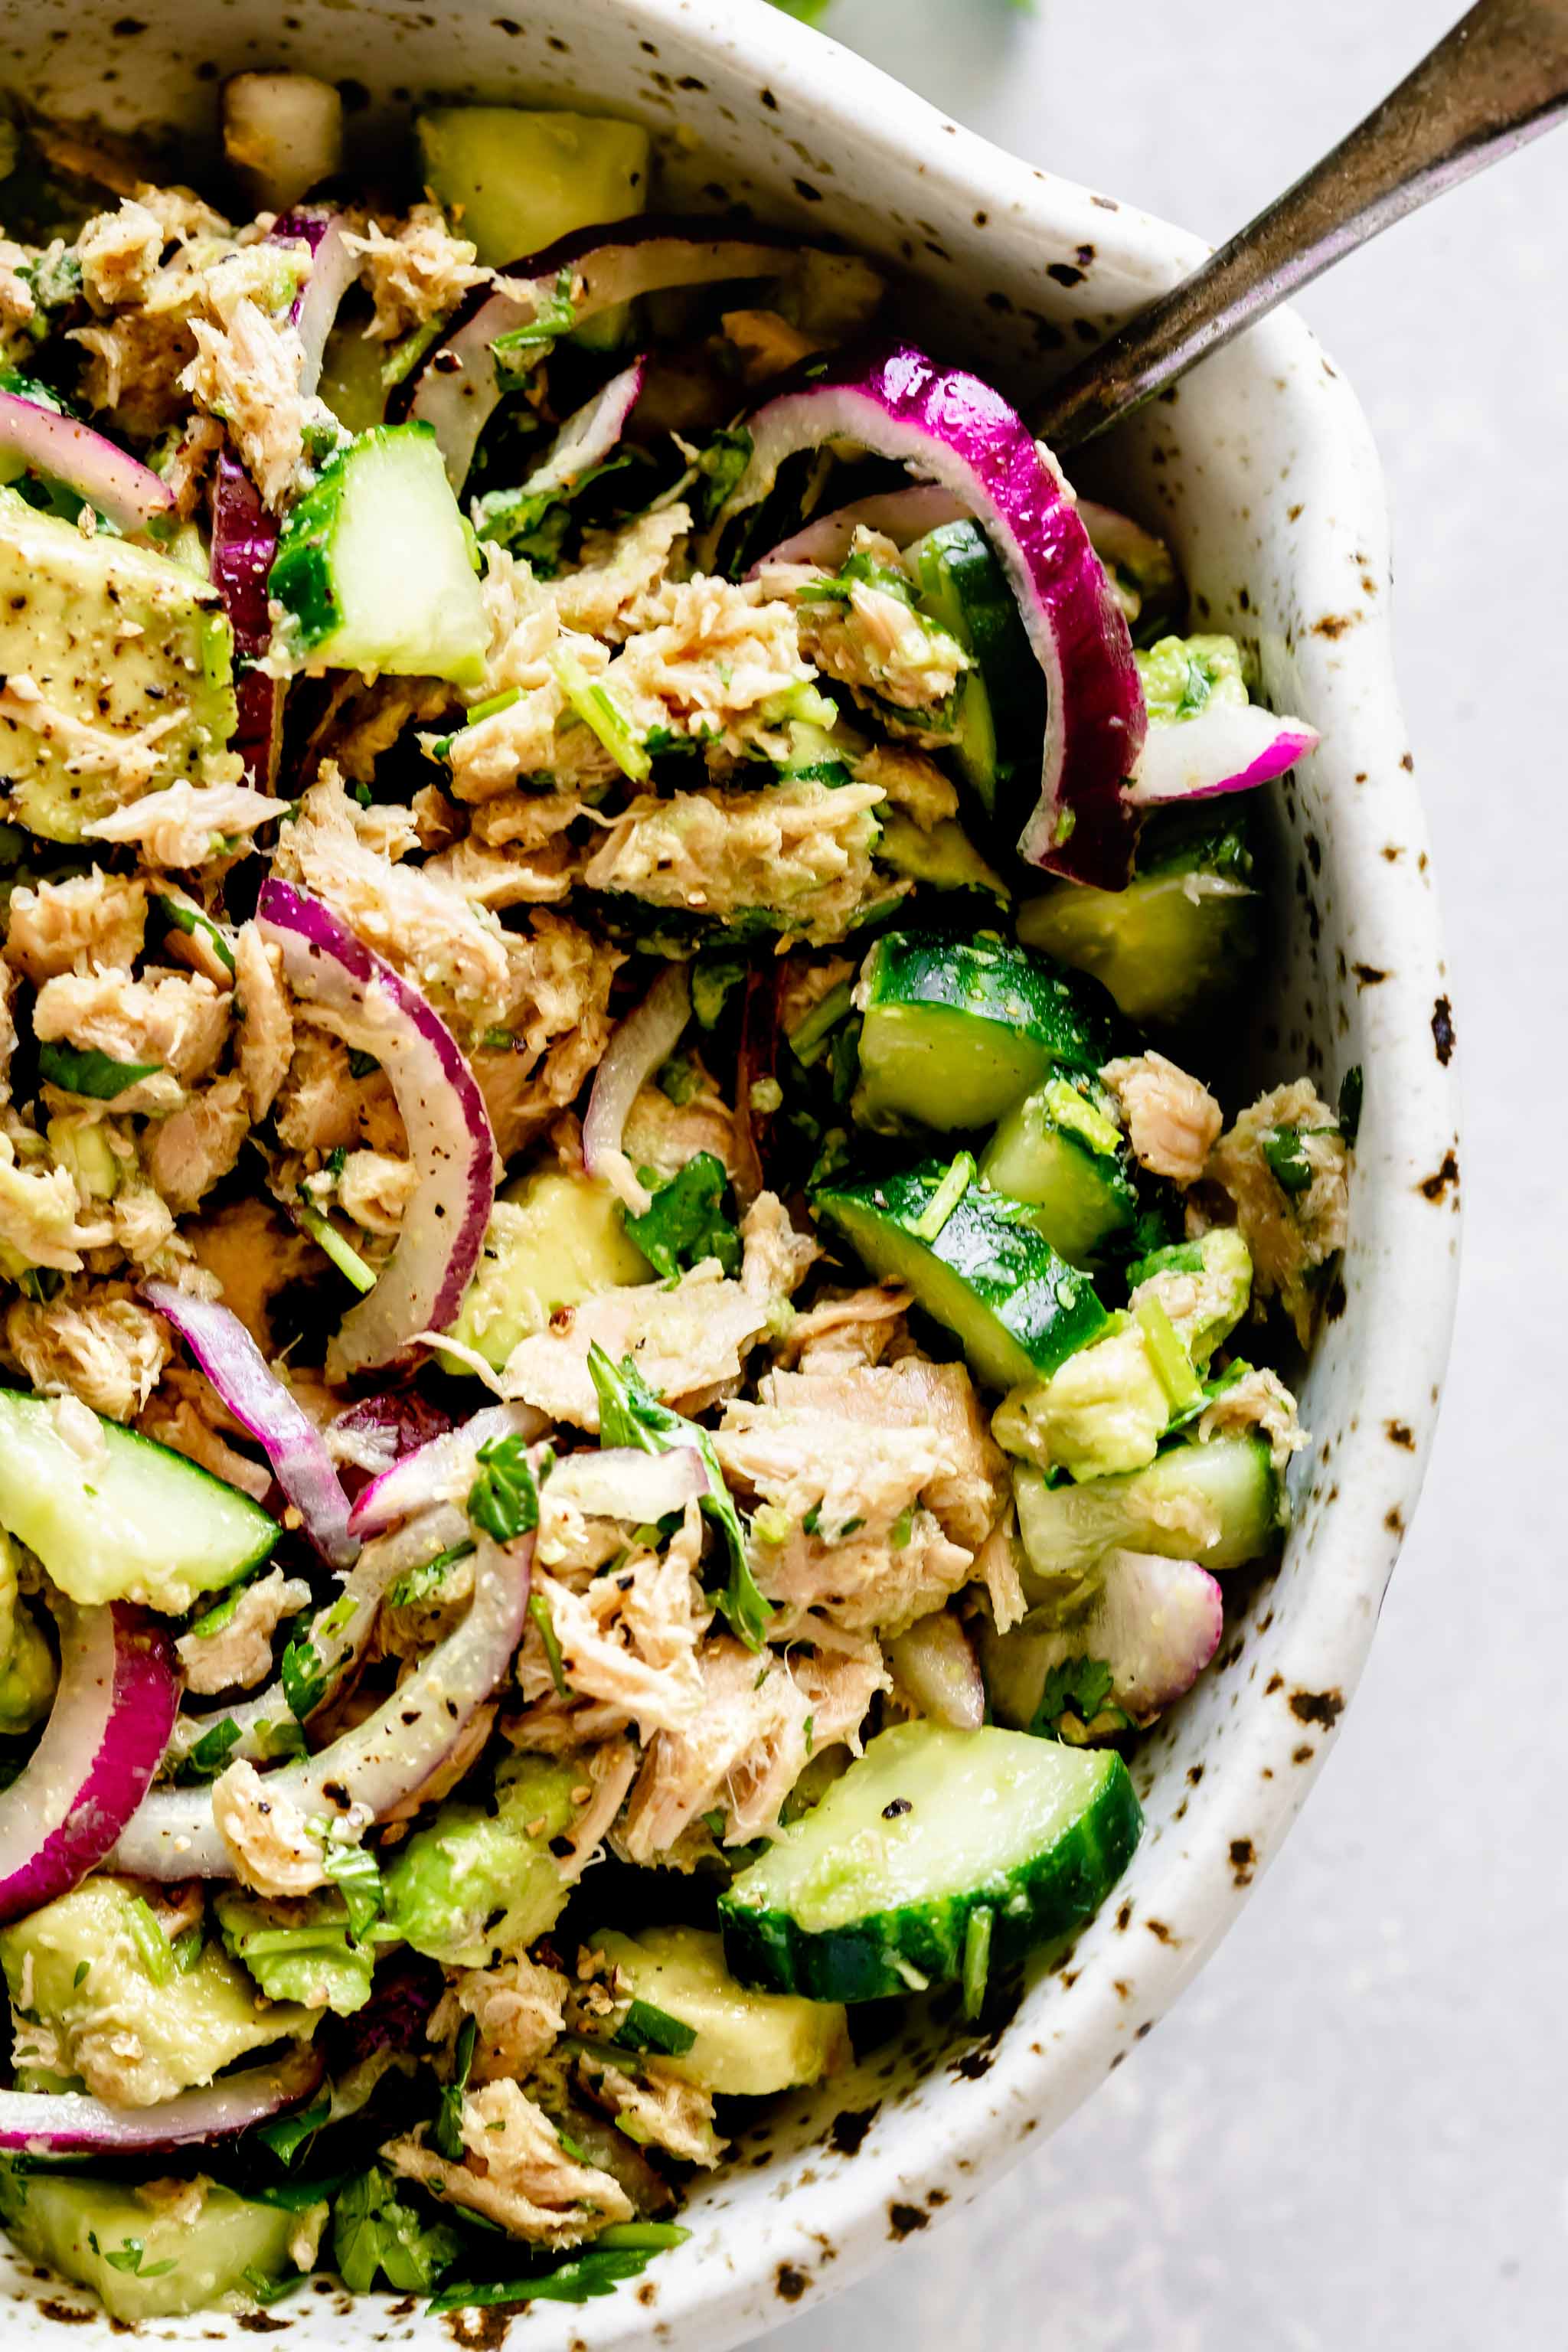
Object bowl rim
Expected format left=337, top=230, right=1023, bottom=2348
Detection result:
left=0, top=2, right=1462, bottom=2344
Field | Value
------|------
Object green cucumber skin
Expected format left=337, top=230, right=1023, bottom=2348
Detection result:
left=912, top=521, right=1040, bottom=815
left=270, top=449, right=354, bottom=654
left=862, top=932, right=1116, bottom=1073
left=980, top=1116, right=1138, bottom=1267
left=1014, top=1434, right=1280, bottom=1587
left=815, top=1167, right=1109, bottom=1390
left=720, top=1754, right=1143, bottom=2003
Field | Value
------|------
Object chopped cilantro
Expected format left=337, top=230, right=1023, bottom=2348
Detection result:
left=99, top=2238, right=178, bottom=2279
left=623, top=1152, right=740, bottom=1280
left=426, top=2225, right=690, bottom=2314
left=433, top=2014, right=477, bottom=2161
left=529, top=1589, right=570, bottom=1697
left=468, top=1432, right=546, bottom=1545
left=1262, top=1123, right=1315, bottom=1195
left=315, top=1834, right=383, bottom=1941
left=1028, top=1656, right=1118, bottom=1740
left=389, top=1539, right=476, bottom=1610
left=36, top=1040, right=161, bottom=1099
left=181, top=1716, right=243, bottom=1781
left=256, top=2089, right=332, bottom=2169
left=612, top=1998, right=697, bottom=2059
left=332, top=2167, right=464, bottom=2295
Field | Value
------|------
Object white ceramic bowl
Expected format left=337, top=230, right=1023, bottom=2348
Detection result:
left=0, top=2, right=1462, bottom=2344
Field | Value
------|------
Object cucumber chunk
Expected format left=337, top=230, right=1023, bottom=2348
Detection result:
left=270, top=422, right=486, bottom=684
left=815, top=1163, right=1109, bottom=1393
left=719, top=1721, right=1142, bottom=2003
left=853, top=929, right=1117, bottom=1135
left=415, top=108, right=651, bottom=270
left=980, top=1077, right=1138, bottom=1266
left=1018, top=817, right=1259, bottom=1028
left=1013, top=1433, right=1279, bottom=1588
left=594, top=1927, right=849, bottom=2095
left=0, top=2168, right=305, bottom=2321
left=0, top=1389, right=276, bottom=1612
left=908, top=519, right=1040, bottom=818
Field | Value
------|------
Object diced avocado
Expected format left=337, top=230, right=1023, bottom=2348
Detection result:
left=0, top=488, right=237, bottom=841
left=594, top=1926, right=849, bottom=2096
left=1012, top=1433, right=1280, bottom=1591
left=317, top=315, right=390, bottom=433
left=0, top=2168, right=309, bottom=2322
left=0, top=1880, right=318, bottom=2107
left=0, top=1527, right=54, bottom=1736
left=980, top=1076, right=1138, bottom=1266
left=1017, top=815, right=1259, bottom=1028
left=381, top=1755, right=579, bottom=1966
left=269, top=423, right=487, bottom=684
left=414, top=108, right=651, bottom=270
left=875, top=813, right=1008, bottom=901
left=853, top=930, right=1117, bottom=1135
left=994, top=1320, right=1178, bottom=1484
left=814, top=1161, right=1109, bottom=1393
left=1135, top=632, right=1247, bottom=724
left=214, top=1886, right=374, bottom=2016
left=0, top=1390, right=276, bottom=1613
left=445, top=1166, right=654, bottom=1374
left=1128, top=1227, right=1253, bottom=1367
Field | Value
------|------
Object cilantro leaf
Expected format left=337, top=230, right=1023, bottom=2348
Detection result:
left=101, top=2238, right=177, bottom=2279
left=332, top=2168, right=464, bottom=2295
left=37, top=1040, right=162, bottom=1099
left=1261, top=1124, right=1315, bottom=1195
left=426, top=2226, right=690, bottom=2314
left=1028, top=1656, right=1118, bottom=1740
left=467, top=1432, right=546, bottom=1545
left=179, top=1717, right=243, bottom=1781
left=586, top=1345, right=773, bottom=1650
left=316, top=1836, right=383, bottom=1942
left=692, top=426, right=752, bottom=524
left=433, top=2014, right=477, bottom=2161
left=255, top=2090, right=332, bottom=2170
left=623, top=1153, right=740, bottom=1281
left=281, top=1595, right=354, bottom=1724
left=612, top=1998, right=697, bottom=2059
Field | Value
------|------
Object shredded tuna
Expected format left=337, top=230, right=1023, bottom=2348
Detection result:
left=1197, top=1364, right=1308, bottom=1470
left=429, top=1958, right=569, bottom=2084
left=176, top=1565, right=312, bottom=1693
left=577, top=2054, right=723, bottom=2167
left=384, top=2078, right=632, bottom=2247
left=77, top=198, right=165, bottom=309
left=345, top=204, right=488, bottom=340
left=1206, top=1079, right=1350, bottom=1345
left=4, top=1288, right=167, bottom=1420
left=211, top=1759, right=335, bottom=1897
left=1102, top=1050, right=1223, bottom=1186
left=83, top=780, right=281, bottom=867
left=34, top=968, right=230, bottom=1088
left=232, top=921, right=294, bottom=1119
left=5, top=874, right=148, bottom=983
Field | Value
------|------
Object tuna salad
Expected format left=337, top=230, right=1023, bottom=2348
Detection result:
left=0, top=74, right=1351, bottom=2324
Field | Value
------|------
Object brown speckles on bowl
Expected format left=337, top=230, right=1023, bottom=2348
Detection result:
left=1432, top=995, right=1455, bottom=1063
left=828, top=2105, right=879, bottom=2157
left=1229, top=1838, right=1257, bottom=1886
left=774, top=2266, right=808, bottom=2303
left=1289, top=1688, right=1345, bottom=1730
left=1385, top=1419, right=1416, bottom=1450
left=1419, top=1150, right=1460, bottom=1203
left=887, top=2203, right=929, bottom=2241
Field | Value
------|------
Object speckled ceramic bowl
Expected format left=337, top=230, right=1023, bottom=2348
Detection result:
left=0, top=1, right=1462, bottom=2344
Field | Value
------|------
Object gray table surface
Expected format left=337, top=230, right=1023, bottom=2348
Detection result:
left=750, top=2, right=1567, bottom=2347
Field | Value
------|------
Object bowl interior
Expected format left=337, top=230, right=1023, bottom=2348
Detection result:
left=0, top=4, right=1461, bottom=2346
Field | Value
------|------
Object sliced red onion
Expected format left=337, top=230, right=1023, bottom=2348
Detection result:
left=518, top=355, right=645, bottom=502
left=0, top=1601, right=178, bottom=1929
left=211, top=452, right=283, bottom=789
left=395, top=217, right=801, bottom=488
left=328, top=1390, right=454, bottom=1490
left=0, top=2041, right=322, bottom=2154
left=143, top=1280, right=357, bottom=1569
left=751, top=482, right=966, bottom=573
left=1076, top=498, right=1174, bottom=586
left=1126, top=703, right=1321, bottom=806
left=272, top=207, right=361, bottom=399
left=257, top=879, right=498, bottom=1376
left=720, top=345, right=1146, bottom=885
left=348, top=1400, right=546, bottom=1537
left=583, top=962, right=692, bottom=1217
left=0, top=2043, right=324, bottom=2156
left=549, top=1445, right=706, bottom=1524
left=886, top=1608, right=985, bottom=1730
left=0, top=390, right=175, bottom=535
left=113, top=1534, right=533, bottom=1881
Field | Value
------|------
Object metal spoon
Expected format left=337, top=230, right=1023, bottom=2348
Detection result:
left=1036, top=0, right=1568, bottom=450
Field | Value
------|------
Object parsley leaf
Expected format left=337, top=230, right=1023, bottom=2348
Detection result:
left=37, top=1040, right=162, bottom=1099
left=332, top=2167, right=464, bottom=2295
left=178, top=1717, right=243, bottom=1781
left=255, top=2090, right=332, bottom=2169
left=1261, top=1124, right=1315, bottom=1195
left=468, top=1432, right=546, bottom=1545
left=316, top=1836, right=383, bottom=1942
left=587, top=1344, right=773, bottom=1650
left=281, top=1596, right=354, bottom=1724
left=100, top=2239, right=177, bottom=2279
left=623, top=1152, right=740, bottom=1280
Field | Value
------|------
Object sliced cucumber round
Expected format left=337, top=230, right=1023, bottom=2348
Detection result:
left=853, top=929, right=1118, bottom=1136
left=1013, top=1432, right=1279, bottom=1589
left=980, top=1077, right=1138, bottom=1266
left=813, top=1163, right=1109, bottom=1393
left=0, top=1389, right=277, bottom=1613
left=719, top=1720, right=1142, bottom=2003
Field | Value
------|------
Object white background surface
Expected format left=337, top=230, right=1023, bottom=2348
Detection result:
left=751, top=2, right=1567, bottom=2347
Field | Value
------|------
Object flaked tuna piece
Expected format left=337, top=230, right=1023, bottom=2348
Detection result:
left=176, top=1565, right=312, bottom=1694
left=754, top=1357, right=1008, bottom=1550
left=384, top=2078, right=632, bottom=2247
left=1102, top=1049, right=1223, bottom=1186
left=345, top=204, right=487, bottom=340
left=4, top=1286, right=168, bottom=1422
left=781, top=1283, right=912, bottom=1374
left=1205, top=1077, right=1350, bottom=1346
left=500, top=1259, right=772, bottom=1429
left=33, top=967, right=230, bottom=1087
left=145, top=1075, right=250, bottom=1214
left=5, top=874, right=147, bottom=983
left=232, top=920, right=293, bottom=1121
left=428, top=1958, right=569, bottom=2086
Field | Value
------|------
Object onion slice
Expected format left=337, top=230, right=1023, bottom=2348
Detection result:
left=273, top=207, right=361, bottom=397
left=113, top=1533, right=534, bottom=1880
left=143, top=1280, right=357, bottom=1568
left=0, top=390, right=175, bottom=535
left=549, top=1445, right=706, bottom=1524
left=1126, top=703, right=1320, bottom=806
left=348, top=1400, right=546, bottom=1537
left=1030, top=1549, right=1223, bottom=1720
left=885, top=1608, right=985, bottom=1730
left=210, top=451, right=283, bottom=789
left=750, top=482, right=966, bottom=573
left=720, top=345, right=1146, bottom=886
left=0, top=2043, right=324, bottom=2155
left=0, top=1601, right=178, bottom=1928
left=395, top=216, right=802, bottom=488
left=517, top=354, right=645, bottom=501
left=257, top=878, right=498, bottom=1376
left=583, top=963, right=692, bottom=1217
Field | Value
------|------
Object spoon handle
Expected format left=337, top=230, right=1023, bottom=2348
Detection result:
left=1037, top=0, right=1568, bottom=449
